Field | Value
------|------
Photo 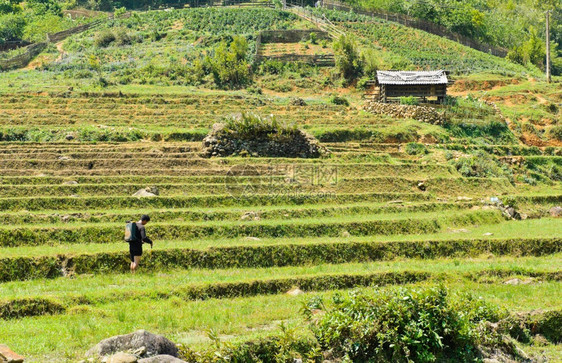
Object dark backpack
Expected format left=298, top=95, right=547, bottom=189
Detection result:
left=125, top=221, right=139, bottom=243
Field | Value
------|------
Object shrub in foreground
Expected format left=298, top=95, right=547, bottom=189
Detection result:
left=177, top=287, right=538, bottom=362
left=307, top=286, right=509, bottom=362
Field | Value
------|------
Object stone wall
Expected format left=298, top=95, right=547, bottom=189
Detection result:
left=364, top=102, right=446, bottom=125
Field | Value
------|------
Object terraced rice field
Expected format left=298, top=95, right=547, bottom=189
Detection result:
left=0, top=5, right=560, bottom=361
left=0, top=135, right=561, bottom=362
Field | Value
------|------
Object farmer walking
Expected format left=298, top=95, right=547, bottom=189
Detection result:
left=125, top=215, right=153, bottom=273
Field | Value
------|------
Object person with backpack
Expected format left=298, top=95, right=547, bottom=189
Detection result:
left=125, top=215, right=153, bottom=273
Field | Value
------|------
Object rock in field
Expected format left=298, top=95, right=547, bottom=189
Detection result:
left=0, top=344, right=25, bottom=363
left=549, top=206, right=562, bottom=217
left=286, top=287, right=304, bottom=296
left=138, top=355, right=187, bottom=363
left=107, top=352, right=138, bottom=363
left=241, top=211, right=260, bottom=221
left=504, top=278, right=534, bottom=285
left=132, top=187, right=159, bottom=198
left=86, top=330, right=178, bottom=359
left=244, top=236, right=261, bottom=241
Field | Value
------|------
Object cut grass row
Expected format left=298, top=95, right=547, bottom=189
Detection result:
left=3, top=268, right=562, bottom=320
left=0, top=142, right=557, bottom=157
left=0, top=190, right=558, bottom=212
left=0, top=162, right=456, bottom=176
left=0, top=209, right=504, bottom=247
left=0, top=191, right=433, bottom=211
left=0, top=209, right=503, bottom=246
left=2, top=233, right=560, bottom=282
left=2, top=281, right=561, bottom=362
left=0, top=177, right=514, bottom=197
left=3, top=217, right=561, bottom=259
left=0, top=201, right=473, bottom=225
left=3, top=254, right=561, bottom=301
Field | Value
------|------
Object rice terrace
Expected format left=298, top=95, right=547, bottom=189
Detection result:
left=0, top=0, right=561, bottom=362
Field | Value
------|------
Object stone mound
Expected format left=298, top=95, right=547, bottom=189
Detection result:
left=202, top=122, right=328, bottom=158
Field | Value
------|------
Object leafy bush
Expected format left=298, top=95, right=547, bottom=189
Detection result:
left=451, top=151, right=513, bottom=180
left=223, top=112, right=296, bottom=141
left=308, top=286, right=507, bottom=362
left=548, top=125, right=562, bottom=141
left=94, top=30, right=116, bottom=47
left=27, top=0, right=62, bottom=16
left=0, top=13, right=25, bottom=42
left=507, top=27, right=546, bottom=69
left=400, top=96, right=419, bottom=105
left=361, top=49, right=379, bottom=78
left=208, top=36, right=251, bottom=89
left=0, top=0, right=20, bottom=14
left=405, top=142, right=428, bottom=155
left=356, top=76, right=370, bottom=90
left=333, top=33, right=363, bottom=83
left=330, top=95, right=349, bottom=106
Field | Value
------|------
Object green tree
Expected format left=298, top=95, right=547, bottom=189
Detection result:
left=27, top=0, right=62, bottom=16
left=208, top=36, right=251, bottom=89
left=0, top=0, right=20, bottom=14
left=0, top=13, right=25, bottom=42
left=507, top=26, right=547, bottom=69
left=333, top=34, right=364, bottom=83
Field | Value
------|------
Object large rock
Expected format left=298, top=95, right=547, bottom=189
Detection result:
left=86, top=330, right=178, bottom=359
left=138, top=355, right=186, bottom=363
left=132, top=187, right=159, bottom=198
left=0, top=345, right=24, bottom=363
left=549, top=206, right=562, bottom=217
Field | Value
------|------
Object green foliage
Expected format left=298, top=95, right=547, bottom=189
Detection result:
left=23, top=13, right=72, bottom=42
left=361, top=48, right=379, bottom=78
left=114, top=6, right=127, bottom=16
left=309, top=286, right=505, bottom=362
left=356, top=76, right=370, bottom=90
left=332, top=0, right=561, bottom=59
left=405, top=142, right=428, bottom=155
left=0, top=298, right=65, bottom=319
left=507, top=27, right=546, bottom=69
left=315, top=8, right=535, bottom=75
left=547, top=125, right=562, bottom=141
left=223, top=112, right=297, bottom=141
left=333, top=34, right=364, bottom=83
left=0, top=0, right=20, bottom=14
left=330, top=95, right=349, bottom=106
left=308, top=31, right=318, bottom=44
left=400, top=96, right=419, bottom=105
left=181, top=332, right=320, bottom=363
left=27, top=0, right=62, bottom=16
left=208, top=36, right=251, bottom=89
left=94, top=29, right=117, bottom=47
left=0, top=13, right=25, bottom=41
left=450, top=151, right=513, bottom=180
